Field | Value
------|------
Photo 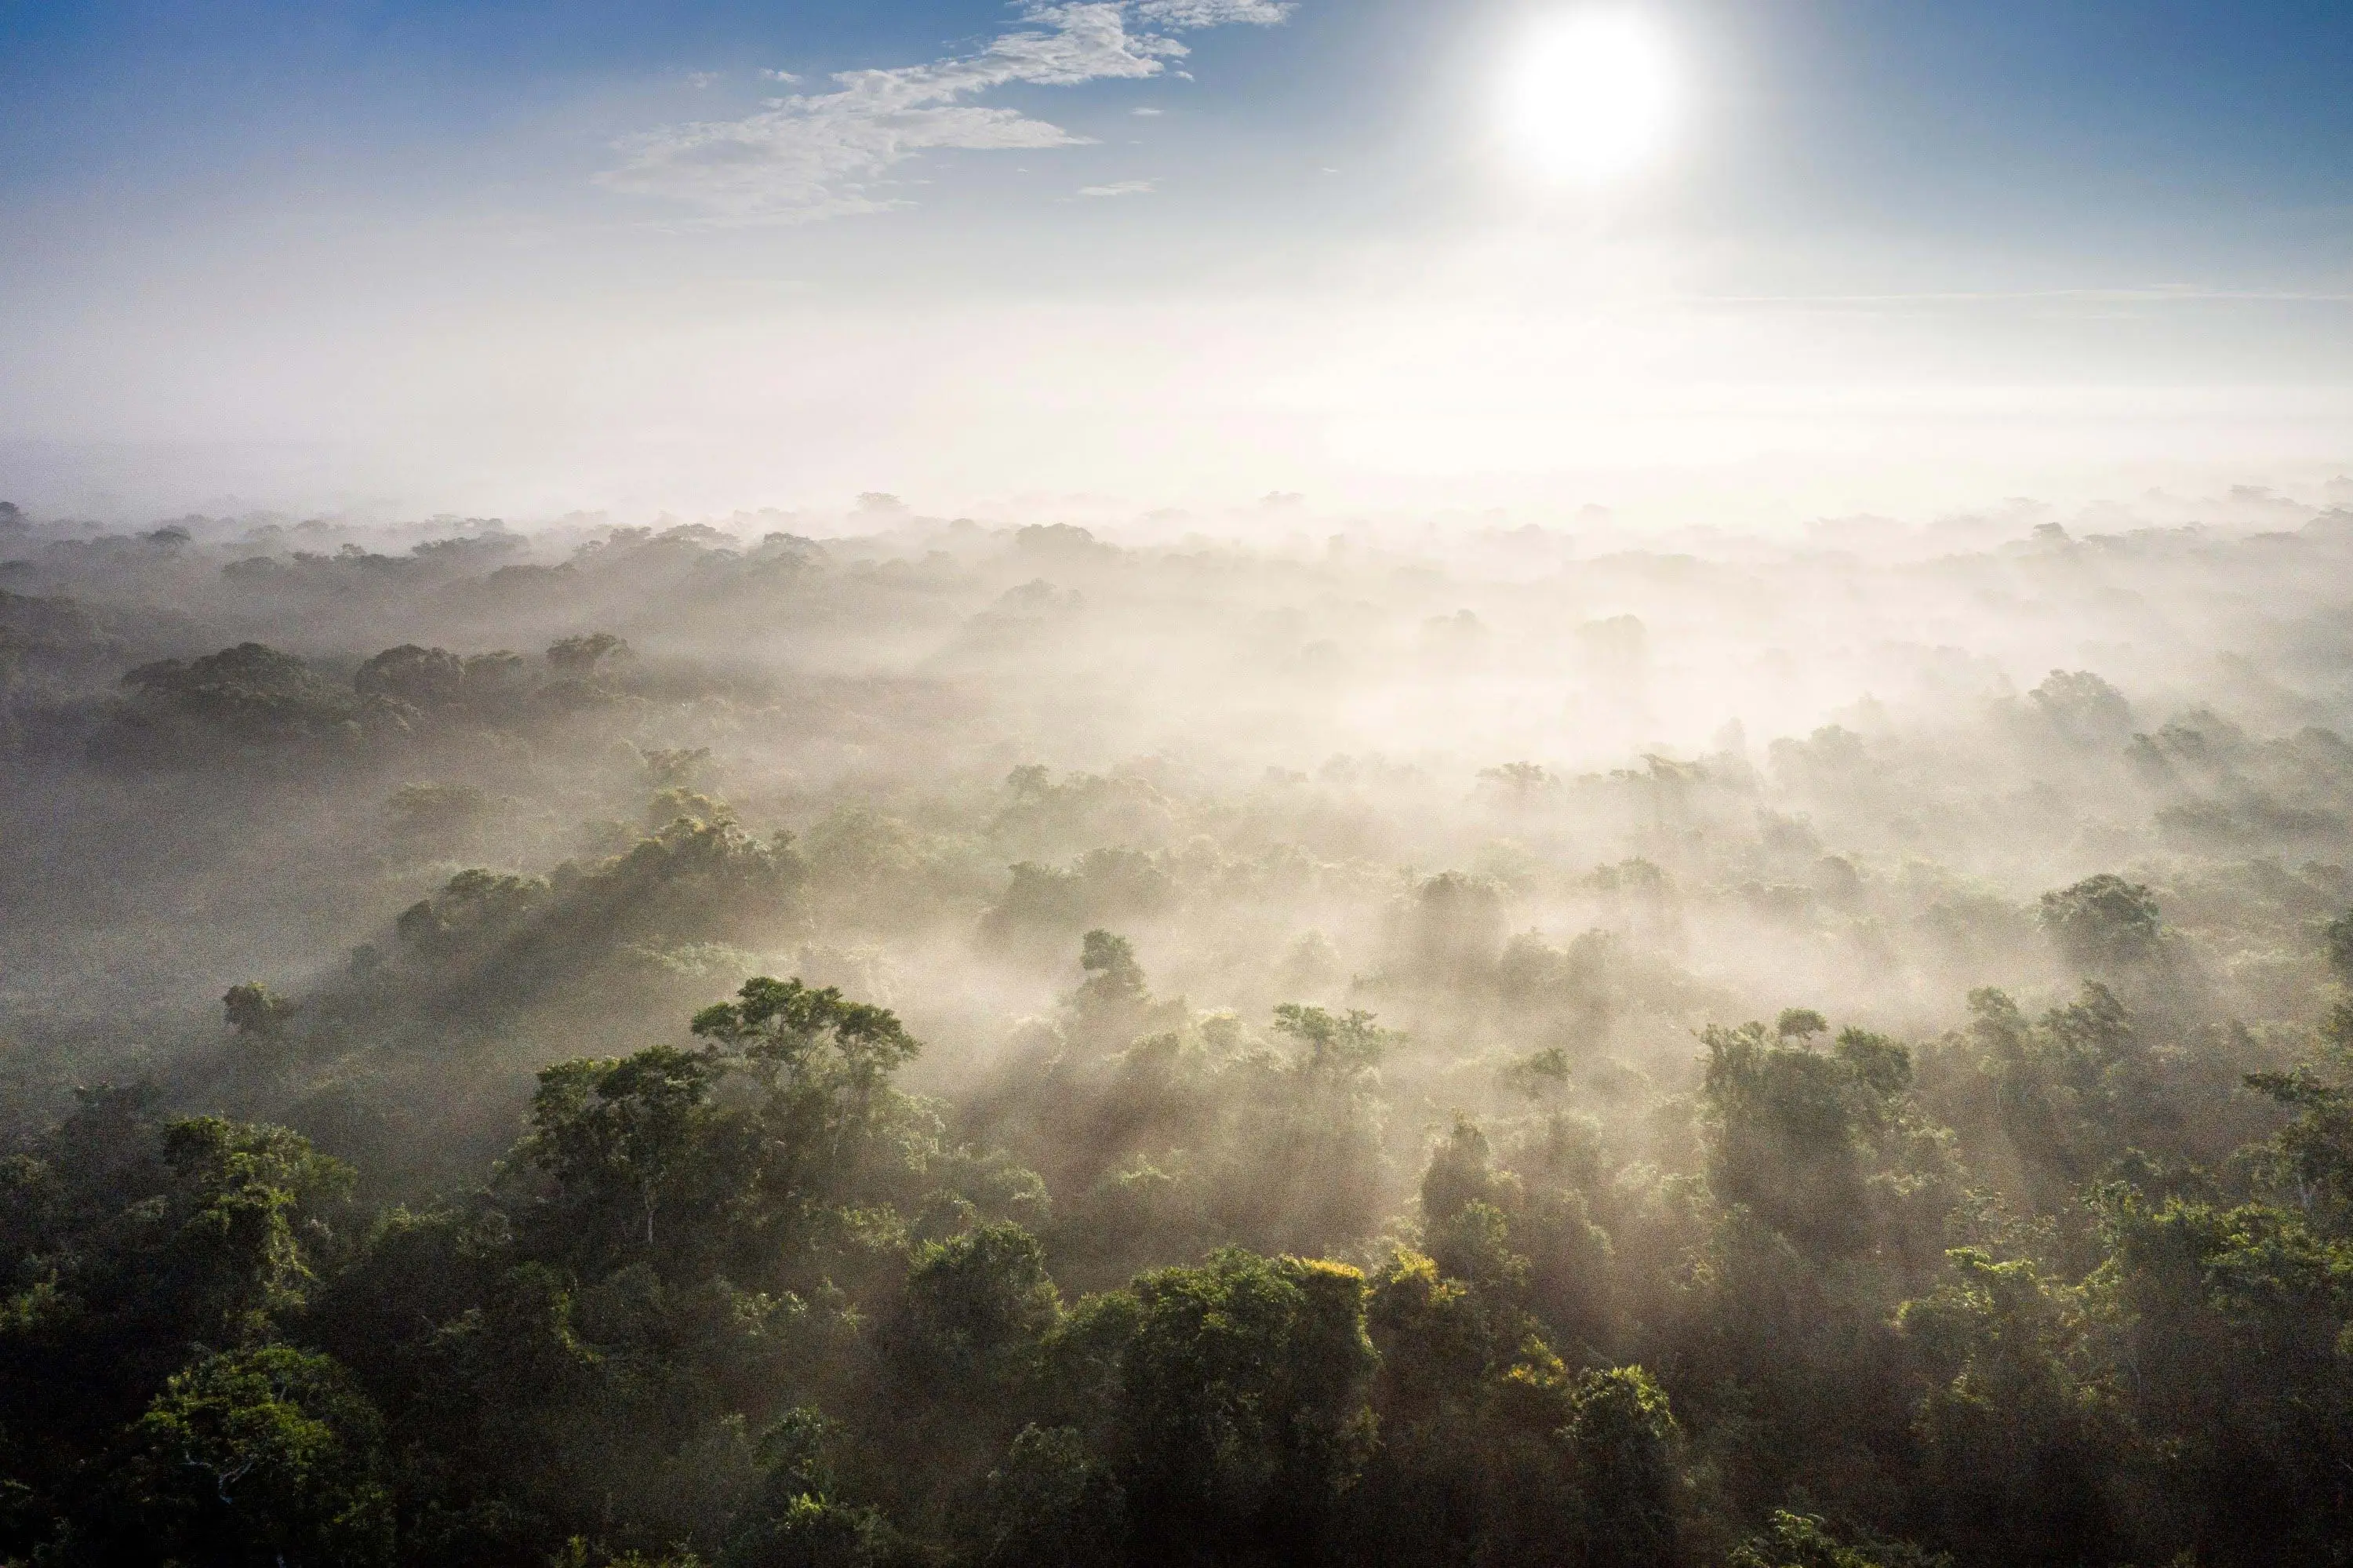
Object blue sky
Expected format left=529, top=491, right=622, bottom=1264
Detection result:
left=2, top=2, right=2349, bottom=519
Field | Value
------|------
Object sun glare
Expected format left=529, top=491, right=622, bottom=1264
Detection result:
left=1498, top=9, right=1678, bottom=186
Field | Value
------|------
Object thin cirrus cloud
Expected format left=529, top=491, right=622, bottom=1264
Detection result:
left=598, top=1, right=1292, bottom=224
left=1132, top=0, right=1293, bottom=20
left=1078, top=177, right=1158, bottom=197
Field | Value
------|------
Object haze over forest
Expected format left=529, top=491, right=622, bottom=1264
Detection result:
left=7, top=1, right=2353, bottom=1565
left=5, top=478, right=2353, bottom=1566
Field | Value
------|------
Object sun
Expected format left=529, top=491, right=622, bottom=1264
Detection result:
left=1498, top=9, right=1679, bottom=186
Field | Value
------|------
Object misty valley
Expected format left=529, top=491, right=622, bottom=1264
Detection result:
left=3, top=494, right=2353, bottom=1567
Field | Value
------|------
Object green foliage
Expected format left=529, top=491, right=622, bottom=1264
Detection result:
left=651, top=787, right=739, bottom=830
left=1107, top=1249, right=1377, bottom=1555
left=105, top=1344, right=395, bottom=1566
left=1501, top=1044, right=1572, bottom=1100
left=548, top=632, right=633, bottom=674
left=2242, top=1012, right=2353, bottom=1228
left=1366, top=1247, right=1487, bottom=1419
left=1702, top=1021, right=1900, bottom=1257
left=1409, top=1111, right=1618, bottom=1360
left=222, top=980, right=293, bottom=1039
left=288, top=981, right=936, bottom=1560
left=1962, top=980, right=2184, bottom=1205
left=155, top=1116, right=354, bottom=1330
left=1420, top=1115, right=1509, bottom=1228
left=2092, top=1188, right=2353, bottom=1560
left=509, top=977, right=926, bottom=1278
left=1896, top=1247, right=2116, bottom=1563
left=1269, top=1002, right=1387, bottom=1076
left=1729, top=1511, right=1949, bottom=1568
left=522, top=1046, right=728, bottom=1261
left=0, top=1105, right=351, bottom=1371
left=104, top=641, right=373, bottom=759
left=355, top=642, right=467, bottom=708
left=1831, top=1027, right=1911, bottom=1097
left=1078, top=930, right=1144, bottom=994
left=1774, top=1008, right=1828, bottom=1041
left=2326, top=906, right=2353, bottom=987
left=690, top=976, right=922, bottom=1097
left=0, top=1103, right=354, bottom=1554
left=720, top=1408, right=889, bottom=1568
left=889, top=1222, right=1061, bottom=1396
left=352, top=642, right=530, bottom=715
left=959, top=1424, right=1124, bottom=1568
left=397, top=868, right=553, bottom=957
left=1564, top=1365, right=1684, bottom=1568
left=386, top=824, right=807, bottom=1020
left=2028, top=669, right=2133, bottom=749
left=2038, top=872, right=2164, bottom=973
left=1389, top=871, right=1507, bottom=986
left=1070, top=930, right=1152, bottom=1045
left=20, top=514, right=2353, bottom=1568
left=1352, top=1239, right=1686, bottom=1568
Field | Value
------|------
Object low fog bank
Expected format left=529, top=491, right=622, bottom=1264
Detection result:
left=5, top=479, right=2351, bottom=1141
left=9, top=477, right=2353, bottom=1563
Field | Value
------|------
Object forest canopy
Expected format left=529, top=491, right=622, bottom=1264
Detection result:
left=3, top=495, right=2353, bottom=1565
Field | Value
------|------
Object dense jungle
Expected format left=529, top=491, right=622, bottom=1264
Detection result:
left=3, top=492, right=2352, bottom=1566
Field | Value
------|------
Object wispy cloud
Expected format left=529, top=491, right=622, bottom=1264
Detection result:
left=1135, top=0, right=1294, bottom=22
left=1078, top=178, right=1158, bottom=198
left=1132, top=106, right=1164, bottom=116
left=601, top=2, right=1290, bottom=224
